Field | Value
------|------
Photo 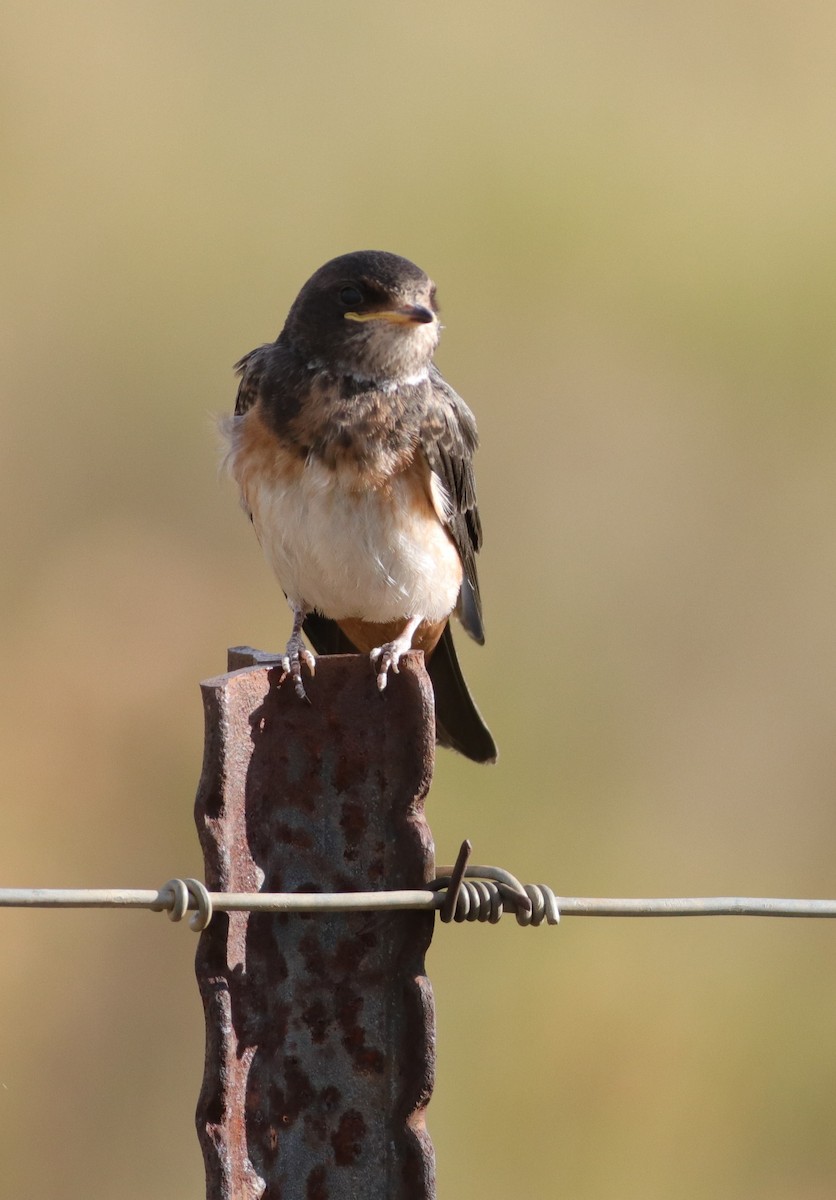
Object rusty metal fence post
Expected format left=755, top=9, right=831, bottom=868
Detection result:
left=194, top=648, right=437, bottom=1200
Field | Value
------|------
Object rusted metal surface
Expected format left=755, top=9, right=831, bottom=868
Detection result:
left=194, top=648, right=437, bottom=1200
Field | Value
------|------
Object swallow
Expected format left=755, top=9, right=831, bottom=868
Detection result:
left=223, top=250, right=497, bottom=763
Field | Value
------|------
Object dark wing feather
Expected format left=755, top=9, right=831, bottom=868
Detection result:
left=421, top=364, right=485, bottom=644
left=233, top=346, right=271, bottom=416
left=230, top=346, right=275, bottom=527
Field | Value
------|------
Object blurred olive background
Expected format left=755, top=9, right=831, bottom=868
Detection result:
left=3, top=1, right=836, bottom=1196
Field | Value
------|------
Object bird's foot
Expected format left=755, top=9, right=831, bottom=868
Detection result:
left=280, top=633, right=316, bottom=701
left=370, top=635, right=413, bottom=692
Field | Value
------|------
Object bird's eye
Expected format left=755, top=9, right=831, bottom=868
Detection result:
left=339, top=285, right=364, bottom=307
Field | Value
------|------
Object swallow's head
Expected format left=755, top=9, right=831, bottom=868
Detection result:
left=282, top=250, right=440, bottom=384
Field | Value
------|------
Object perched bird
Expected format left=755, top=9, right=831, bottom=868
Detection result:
left=223, top=250, right=497, bottom=763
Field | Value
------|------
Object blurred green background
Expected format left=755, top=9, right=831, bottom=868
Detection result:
left=3, top=1, right=836, bottom=1196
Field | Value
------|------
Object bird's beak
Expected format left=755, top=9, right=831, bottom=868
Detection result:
left=344, top=305, right=435, bottom=326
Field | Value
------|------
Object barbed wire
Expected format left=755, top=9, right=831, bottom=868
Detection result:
left=3, top=845, right=836, bottom=932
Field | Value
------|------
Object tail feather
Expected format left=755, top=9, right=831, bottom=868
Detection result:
left=428, top=623, right=497, bottom=763
left=303, top=612, right=357, bottom=656
left=302, top=614, right=497, bottom=764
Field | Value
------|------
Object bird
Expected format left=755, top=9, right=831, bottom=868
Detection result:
left=222, top=250, right=497, bottom=764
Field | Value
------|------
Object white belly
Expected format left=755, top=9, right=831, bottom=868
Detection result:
left=248, top=458, right=462, bottom=623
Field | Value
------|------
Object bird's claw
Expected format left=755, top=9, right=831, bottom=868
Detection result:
left=280, top=635, right=316, bottom=701
left=370, top=640, right=409, bottom=691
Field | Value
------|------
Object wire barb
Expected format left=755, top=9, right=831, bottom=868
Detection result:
left=6, top=858, right=836, bottom=928
left=439, top=839, right=473, bottom=922
left=430, top=862, right=558, bottom=925
left=151, top=878, right=214, bottom=931
left=518, top=883, right=561, bottom=926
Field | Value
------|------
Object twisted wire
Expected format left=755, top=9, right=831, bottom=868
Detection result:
left=431, top=873, right=560, bottom=925
left=5, top=877, right=836, bottom=930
